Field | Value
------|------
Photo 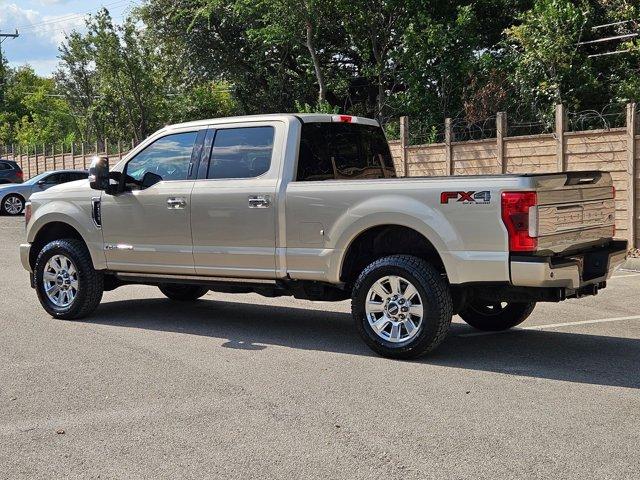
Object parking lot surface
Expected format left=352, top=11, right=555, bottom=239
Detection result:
left=0, top=216, right=639, bottom=479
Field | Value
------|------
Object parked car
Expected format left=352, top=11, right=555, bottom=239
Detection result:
left=20, top=114, right=626, bottom=358
left=0, top=170, right=88, bottom=215
left=0, top=160, right=24, bottom=184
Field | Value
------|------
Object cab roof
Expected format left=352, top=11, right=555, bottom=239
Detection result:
left=160, top=113, right=380, bottom=133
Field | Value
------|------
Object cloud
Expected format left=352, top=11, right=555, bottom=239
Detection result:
left=0, top=3, right=87, bottom=76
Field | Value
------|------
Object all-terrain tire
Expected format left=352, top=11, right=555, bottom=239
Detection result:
left=459, top=301, right=536, bottom=331
left=34, top=239, right=104, bottom=319
left=351, top=255, right=453, bottom=359
left=158, top=284, right=209, bottom=301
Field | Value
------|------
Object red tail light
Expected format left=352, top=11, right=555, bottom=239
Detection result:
left=16, top=170, right=23, bottom=180
left=501, top=192, right=537, bottom=252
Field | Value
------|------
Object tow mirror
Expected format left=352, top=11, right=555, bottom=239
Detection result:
left=89, top=156, right=110, bottom=192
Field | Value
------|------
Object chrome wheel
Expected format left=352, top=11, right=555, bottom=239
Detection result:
left=4, top=195, right=23, bottom=215
left=43, top=254, right=79, bottom=308
left=365, top=275, right=424, bottom=343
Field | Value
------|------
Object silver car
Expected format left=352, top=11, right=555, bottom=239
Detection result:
left=0, top=170, right=88, bottom=215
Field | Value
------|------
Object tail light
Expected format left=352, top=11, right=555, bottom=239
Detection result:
left=16, top=170, right=23, bottom=180
left=501, top=192, right=537, bottom=252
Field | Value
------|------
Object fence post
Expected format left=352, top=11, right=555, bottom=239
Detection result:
left=445, top=118, right=453, bottom=175
left=627, top=102, right=637, bottom=248
left=81, top=142, right=86, bottom=169
left=555, top=104, right=567, bottom=172
left=35, top=145, right=39, bottom=175
left=399, top=116, right=409, bottom=177
left=497, top=112, right=507, bottom=174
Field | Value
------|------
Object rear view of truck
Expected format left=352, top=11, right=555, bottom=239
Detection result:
left=458, top=170, right=626, bottom=334
left=504, top=171, right=625, bottom=295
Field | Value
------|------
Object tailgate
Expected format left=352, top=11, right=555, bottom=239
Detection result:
left=529, top=171, right=616, bottom=254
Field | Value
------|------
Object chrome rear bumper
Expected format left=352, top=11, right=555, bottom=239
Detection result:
left=510, top=240, right=628, bottom=289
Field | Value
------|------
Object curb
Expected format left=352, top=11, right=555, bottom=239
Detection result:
left=622, top=257, right=640, bottom=272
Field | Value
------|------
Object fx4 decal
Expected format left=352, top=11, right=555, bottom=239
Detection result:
left=440, top=191, right=491, bottom=205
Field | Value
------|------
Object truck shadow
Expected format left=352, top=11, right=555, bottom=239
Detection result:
left=90, top=297, right=640, bottom=389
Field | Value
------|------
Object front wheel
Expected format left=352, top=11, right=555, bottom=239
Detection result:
left=159, top=284, right=209, bottom=301
left=459, top=301, right=536, bottom=331
left=351, top=255, right=453, bottom=359
left=34, top=239, right=104, bottom=319
left=2, top=194, right=24, bottom=215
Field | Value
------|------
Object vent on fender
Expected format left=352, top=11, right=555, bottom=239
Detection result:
left=91, top=197, right=102, bottom=228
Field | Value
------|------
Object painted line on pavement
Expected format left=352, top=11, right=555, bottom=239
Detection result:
left=457, top=314, right=640, bottom=337
left=612, top=271, right=640, bottom=278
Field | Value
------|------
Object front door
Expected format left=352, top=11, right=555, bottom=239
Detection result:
left=190, top=123, right=282, bottom=278
left=101, top=129, right=202, bottom=275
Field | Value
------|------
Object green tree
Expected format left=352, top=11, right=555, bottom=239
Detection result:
left=505, top=0, right=595, bottom=121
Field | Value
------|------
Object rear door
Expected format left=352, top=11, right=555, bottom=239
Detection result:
left=190, top=121, right=284, bottom=278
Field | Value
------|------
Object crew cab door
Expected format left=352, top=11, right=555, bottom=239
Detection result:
left=100, top=129, right=205, bottom=275
left=190, top=121, right=283, bottom=278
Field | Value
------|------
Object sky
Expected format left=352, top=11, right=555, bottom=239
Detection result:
left=0, top=0, right=137, bottom=77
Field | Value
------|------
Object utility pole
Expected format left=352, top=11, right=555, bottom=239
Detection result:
left=0, top=30, right=20, bottom=107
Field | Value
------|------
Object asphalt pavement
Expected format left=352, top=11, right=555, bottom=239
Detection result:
left=0, top=216, right=639, bottom=479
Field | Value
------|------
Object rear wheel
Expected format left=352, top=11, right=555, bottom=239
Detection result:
left=352, top=255, right=452, bottom=359
left=2, top=194, right=24, bottom=215
left=459, top=301, right=536, bottom=331
left=159, top=284, right=209, bottom=301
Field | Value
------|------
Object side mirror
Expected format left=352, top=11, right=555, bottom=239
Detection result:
left=89, top=156, right=110, bottom=192
left=36, top=180, right=45, bottom=186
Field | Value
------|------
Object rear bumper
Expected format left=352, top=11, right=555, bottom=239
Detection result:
left=510, top=240, right=628, bottom=289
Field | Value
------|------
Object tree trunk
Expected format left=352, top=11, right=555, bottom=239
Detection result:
left=304, top=19, right=326, bottom=103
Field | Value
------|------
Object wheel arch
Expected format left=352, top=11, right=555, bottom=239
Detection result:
left=338, top=224, right=448, bottom=286
left=29, top=221, right=87, bottom=270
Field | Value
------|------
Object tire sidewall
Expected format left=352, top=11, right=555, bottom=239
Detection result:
left=353, top=261, right=448, bottom=358
left=34, top=241, right=90, bottom=318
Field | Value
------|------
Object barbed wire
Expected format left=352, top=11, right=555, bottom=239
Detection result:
left=567, top=103, right=627, bottom=131
left=386, top=103, right=631, bottom=146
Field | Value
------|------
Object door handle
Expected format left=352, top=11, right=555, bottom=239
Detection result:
left=248, top=195, right=271, bottom=209
left=167, top=197, right=187, bottom=210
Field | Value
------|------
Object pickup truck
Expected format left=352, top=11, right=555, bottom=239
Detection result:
left=20, top=114, right=627, bottom=358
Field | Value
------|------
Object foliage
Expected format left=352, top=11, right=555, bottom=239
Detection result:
left=1, top=0, right=639, bottom=146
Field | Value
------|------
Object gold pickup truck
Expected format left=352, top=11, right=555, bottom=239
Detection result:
left=20, top=114, right=627, bottom=358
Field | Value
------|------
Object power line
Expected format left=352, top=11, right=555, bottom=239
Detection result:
left=16, top=0, right=138, bottom=32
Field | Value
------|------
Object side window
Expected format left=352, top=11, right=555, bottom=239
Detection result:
left=297, top=123, right=395, bottom=181
left=0, top=163, right=10, bottom=171
left=126, top=131, right=198, bottom=183
left=207, top=126, right=274, bottom=179
left=43, top=173, right=62, bottom=184
left=71, top=172, right=89, bottom=181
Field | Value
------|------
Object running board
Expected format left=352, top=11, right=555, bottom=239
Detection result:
left=113, top=272, right=279, bottom=289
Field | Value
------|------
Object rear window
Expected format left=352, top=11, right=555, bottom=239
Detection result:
left=296, top=122, right=395, bottom=181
